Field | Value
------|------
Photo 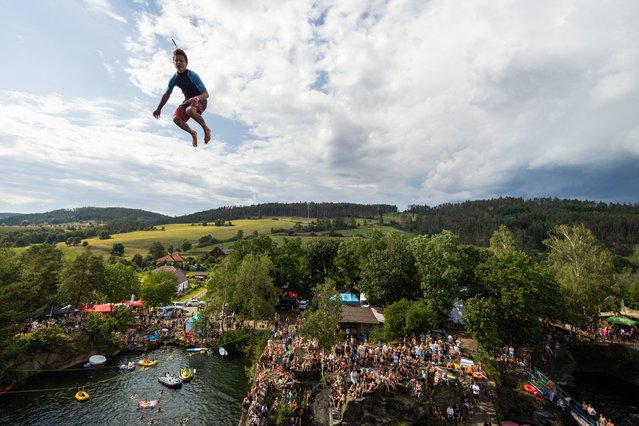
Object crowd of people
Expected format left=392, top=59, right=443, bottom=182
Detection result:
left=23, top=303, right=260, bottom=355
left=238, top=315, right=494, bottom=425
left=241, top=313, right=319, bottom=426
left=322, top=332, right=485, bottom=423
left=26, top=311, right=84, bottom=334
left=598, top=323, right=638, bottom=343
left=124, top=309, right=258, bottom=350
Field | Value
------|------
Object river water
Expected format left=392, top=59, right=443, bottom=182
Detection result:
left=569, top=371, right=639, bottom=426
left=0, top=347, right=249, bottom=426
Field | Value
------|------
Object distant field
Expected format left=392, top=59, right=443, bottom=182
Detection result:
left=56, top=218, right=314, bottom=259
left=9, top=217, right=410, bottom=259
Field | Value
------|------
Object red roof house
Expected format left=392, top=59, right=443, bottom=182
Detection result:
left=155, top=252, right=187, bottom=266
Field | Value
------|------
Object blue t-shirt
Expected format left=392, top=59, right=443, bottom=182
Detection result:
left=165, top=69, right=206, bottom=100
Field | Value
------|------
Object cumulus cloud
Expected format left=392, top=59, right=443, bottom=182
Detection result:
left=121, top=0, right=639, bottom=207
left=1, top=0, right=638, bottom=215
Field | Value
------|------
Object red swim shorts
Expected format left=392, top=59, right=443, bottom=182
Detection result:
left=173, top=100, right=207, bottom=122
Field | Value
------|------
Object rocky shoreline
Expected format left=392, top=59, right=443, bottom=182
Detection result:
left=7, top=341, right=123, bottom=379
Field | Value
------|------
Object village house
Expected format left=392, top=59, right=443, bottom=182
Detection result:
left=206, top=246, right=229, bottom=259
left=155, top=252, right=187, bottom=267
left=191, top=271, right=209, bottom=283
left=340, top=305, right=383, bottom=340
left=152, top=265, right=189, bottom=293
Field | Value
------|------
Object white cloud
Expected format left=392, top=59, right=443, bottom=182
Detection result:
left=2, top=0, right=638, bottom=215
left=128, top=1, right=638, bottom=201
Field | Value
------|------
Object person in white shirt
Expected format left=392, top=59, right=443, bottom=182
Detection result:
left=472, top=382, right=480, bottom=402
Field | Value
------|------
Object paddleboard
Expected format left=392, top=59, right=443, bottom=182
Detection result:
left=186, top=347, right=208, bottom=352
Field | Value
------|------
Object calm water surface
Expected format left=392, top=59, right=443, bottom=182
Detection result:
left=0, top=347, right=249, bottom=426
left=569, top=371, right=639, bottom=426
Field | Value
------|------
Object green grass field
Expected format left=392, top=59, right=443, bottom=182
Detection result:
left=56, top=217, right=315, bottom=259
left=9, top=217, right=411, bottom=260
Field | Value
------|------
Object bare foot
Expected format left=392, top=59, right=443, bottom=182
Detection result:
left=191, top=132, right=198, bottom=147
left=204, top=128, right=211, bottom=144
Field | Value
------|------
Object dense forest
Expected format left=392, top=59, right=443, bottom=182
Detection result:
left=401, top=198, right=639, bottom=255
left=0, top=207, right=170, bottom=226
left=173, top=202, right=398, bottom=223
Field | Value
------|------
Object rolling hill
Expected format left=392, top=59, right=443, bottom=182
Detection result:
left=0, top=207, right=171, bottom=226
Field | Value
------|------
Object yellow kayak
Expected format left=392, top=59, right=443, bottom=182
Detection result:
left=138, top=359, right=158, bottom=367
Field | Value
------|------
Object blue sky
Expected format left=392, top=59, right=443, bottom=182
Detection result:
left=0, top=0, right=637, bottom=216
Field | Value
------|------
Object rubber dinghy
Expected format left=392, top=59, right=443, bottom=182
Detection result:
left=75, top=390, right=90, bottom=401
left=178, top=368, right=195, bottom=382
left=158, top=373, right=182, bottom=389
left=138, top=358, right=158, bottom=367
left=89, top=355, right=106, bottom=366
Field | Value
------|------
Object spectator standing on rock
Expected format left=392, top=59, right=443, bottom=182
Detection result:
left=446, top=405, right=455, bottom=421
left=472, top=382, right=480, bottom=402
left=350, top=368, right=359, bottom=385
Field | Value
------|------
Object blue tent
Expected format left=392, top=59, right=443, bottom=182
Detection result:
left=185, top=313, right=202, bottom=333
left=330, top=292, right=360, bottom=306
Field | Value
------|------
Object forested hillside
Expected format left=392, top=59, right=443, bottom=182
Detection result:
left=174, top=202, right=398, bottom=223
left=1, top=207, right=170, bottom=226
left=402, top=198, right=639, bottom=254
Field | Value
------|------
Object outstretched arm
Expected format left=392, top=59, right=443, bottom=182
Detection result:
left=153, top=93, right=171, bottom=118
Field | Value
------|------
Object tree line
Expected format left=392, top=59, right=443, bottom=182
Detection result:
left=401, top=197, right=639, bottom=255
left=0, top=219, right=164, bottom=248
left=173, top=202, right=397, bottom=223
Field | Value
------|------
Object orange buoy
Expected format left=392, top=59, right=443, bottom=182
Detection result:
left=472, top=371, right=486, bottom=380
left=523, top=383, right=537, bottom=394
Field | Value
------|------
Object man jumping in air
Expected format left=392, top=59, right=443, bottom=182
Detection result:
left=153, top=48, right=211, bottom=147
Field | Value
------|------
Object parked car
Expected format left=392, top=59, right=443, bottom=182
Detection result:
left=186, top=299, right=205, bottom=307
left=172, top=301, right=185, bottom=309
left=298, top=300, right=309, bottom=310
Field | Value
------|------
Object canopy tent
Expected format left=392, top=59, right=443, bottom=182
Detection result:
left=83, top=303, right=115, bottom=313
left=37, top=305, right=79, bottom=319
left=121, top=300, right=144, bottom=308
left=606, top=316, right=637, bottom=326
left=185, top=313, right=202, bottom=333
left=330, top=292, right=360, bottom=305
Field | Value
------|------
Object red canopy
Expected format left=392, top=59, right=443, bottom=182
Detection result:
left=285, top=291, right=298, bottom=298
left=83, top=303, right=115, bottom=313
left=122, top=300, right=144, bottom=307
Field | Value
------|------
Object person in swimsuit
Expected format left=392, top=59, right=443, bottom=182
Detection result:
left=153, top=48, right=211, bottom=147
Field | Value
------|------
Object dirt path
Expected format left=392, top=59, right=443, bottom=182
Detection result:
left=192, top=288, right=208, bottom=299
